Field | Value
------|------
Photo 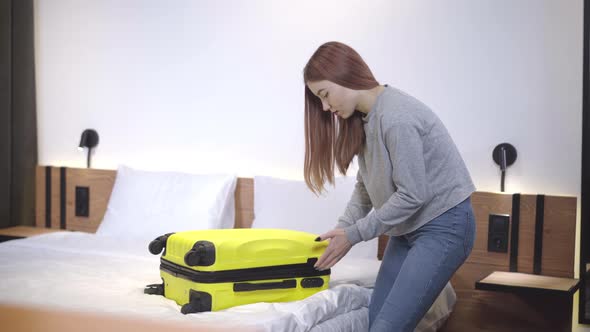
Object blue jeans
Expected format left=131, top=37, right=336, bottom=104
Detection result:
left=368, top=197, right=476, bottom=332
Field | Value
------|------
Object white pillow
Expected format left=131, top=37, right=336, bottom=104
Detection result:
left=252, top=175, right=378, bottom=260
left=96, top=165, right=237, bottom=240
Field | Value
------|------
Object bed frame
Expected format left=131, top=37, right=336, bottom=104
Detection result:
left=0, top=303, right=255, bottom=332
left=28, top=166, right=580, bottom=331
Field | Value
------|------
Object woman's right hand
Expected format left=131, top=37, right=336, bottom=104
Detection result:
left=314, top=228, right=352, bottom=270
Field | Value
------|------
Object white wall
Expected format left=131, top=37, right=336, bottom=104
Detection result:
left=34, top=0, right=587, bottom=329
left=35, top=0, right=583, bottom=193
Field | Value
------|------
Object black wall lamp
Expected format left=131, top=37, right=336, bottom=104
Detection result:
left=78, top=129, right=99, bottom=168
left=492, top=143, right=517, bottom=192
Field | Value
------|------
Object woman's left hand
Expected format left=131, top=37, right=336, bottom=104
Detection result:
left=314, top=228, right=352, bottom=270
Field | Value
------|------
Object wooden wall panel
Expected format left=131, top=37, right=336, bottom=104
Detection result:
left=34, top=167, right=68, bottom=230
left=34, top=167, right=44, bottom=228
left=234, top=178, right=254, bottom=229
left=467, top=192, right=513, bottom=268
left=517, top=194, right=537, bottom=274
left=50, top=167, right=61, bottom=230
left=542, top=195, right=577, bottom=278
left=35, top=166, right=255, bottom=233
left=65, top=168, right=116, bottom=233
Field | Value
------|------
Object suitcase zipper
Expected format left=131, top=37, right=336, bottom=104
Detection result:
left=160, top=258, right=330, bottom=283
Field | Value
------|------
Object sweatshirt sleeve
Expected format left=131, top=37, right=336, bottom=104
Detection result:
left=336, top=171, right=373, bottom=229
left=344, top=120, right=427, bottom=244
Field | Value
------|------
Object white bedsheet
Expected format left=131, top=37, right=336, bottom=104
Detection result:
left=0, top=232, right=455, bottom=332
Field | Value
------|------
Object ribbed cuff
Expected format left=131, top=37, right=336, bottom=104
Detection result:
left=344, top=224, right=363, bottom=245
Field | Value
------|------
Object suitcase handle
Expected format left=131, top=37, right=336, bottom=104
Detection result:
left=233, top=279, right=297, bottom=292
left=144, top=283, right=165, bottom=296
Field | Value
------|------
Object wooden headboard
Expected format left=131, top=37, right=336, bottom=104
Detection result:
left=34, top=166, right=254, bottom=232
left=35, top=166, right=579, bottom=331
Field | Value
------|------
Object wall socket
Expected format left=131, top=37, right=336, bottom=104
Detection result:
left=75, top=186, right=89, bottom=217
left=488, top=214, right=509, bottom=253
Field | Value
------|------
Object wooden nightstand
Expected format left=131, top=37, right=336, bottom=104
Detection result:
left=475, top=271, right=580, bottom=296
left=0, top=226, right=62, bottom=243
left=473, top=271, right=580, bottom=331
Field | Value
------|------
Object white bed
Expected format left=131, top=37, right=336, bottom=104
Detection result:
left=1, top=166, right=456, bottom=331
left=0, top=231, right=454, bottom=332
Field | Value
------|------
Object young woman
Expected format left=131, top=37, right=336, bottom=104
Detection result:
left=303, top=41, right=476, bottom=332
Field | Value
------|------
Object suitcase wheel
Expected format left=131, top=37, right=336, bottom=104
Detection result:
left=184, top=241, right=216, bottom=266
left=144, top=283, right=165, bottom=296
left=148, top=233, right=175, bottom=255
left=184, top=249, right=202, bottom=266
left=181, top=290, right=212, bottom=314
left=180, top=301, right=200, bottom=314
left=148, top=240, right=165, bottom=255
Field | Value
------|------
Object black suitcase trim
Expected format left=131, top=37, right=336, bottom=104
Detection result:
left=233, top=279, right=297, bottom=292
left=181, top=289, right=212, bottom=314
left=160, top=257, right=330, bottom=284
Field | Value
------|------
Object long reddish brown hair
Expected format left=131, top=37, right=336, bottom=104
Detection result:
left=303, top=41, right=380, bottom=194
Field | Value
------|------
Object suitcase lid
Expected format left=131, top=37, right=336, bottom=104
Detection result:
left=161, top=229, right=329, bottom=272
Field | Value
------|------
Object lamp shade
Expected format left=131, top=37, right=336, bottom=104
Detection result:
left=492, top=143, right=517, bottom=168
left=79, top=129, right=99, bottom=149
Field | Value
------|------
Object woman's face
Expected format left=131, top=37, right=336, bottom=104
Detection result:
left=307, top=80, right=360, bottom=119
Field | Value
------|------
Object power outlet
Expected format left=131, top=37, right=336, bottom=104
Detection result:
left=488, top=214, right=509, bottom=253
left=75, top=186, right=90, bottom=217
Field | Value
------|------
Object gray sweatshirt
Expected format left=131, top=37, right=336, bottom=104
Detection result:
left=338, top=86, right=476, bottom=245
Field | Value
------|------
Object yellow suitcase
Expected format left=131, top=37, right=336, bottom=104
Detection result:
left=144, top=229, right=330, bottom=314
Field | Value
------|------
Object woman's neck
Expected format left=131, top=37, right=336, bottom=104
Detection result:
left=356, top=85, right=386, bottom=114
